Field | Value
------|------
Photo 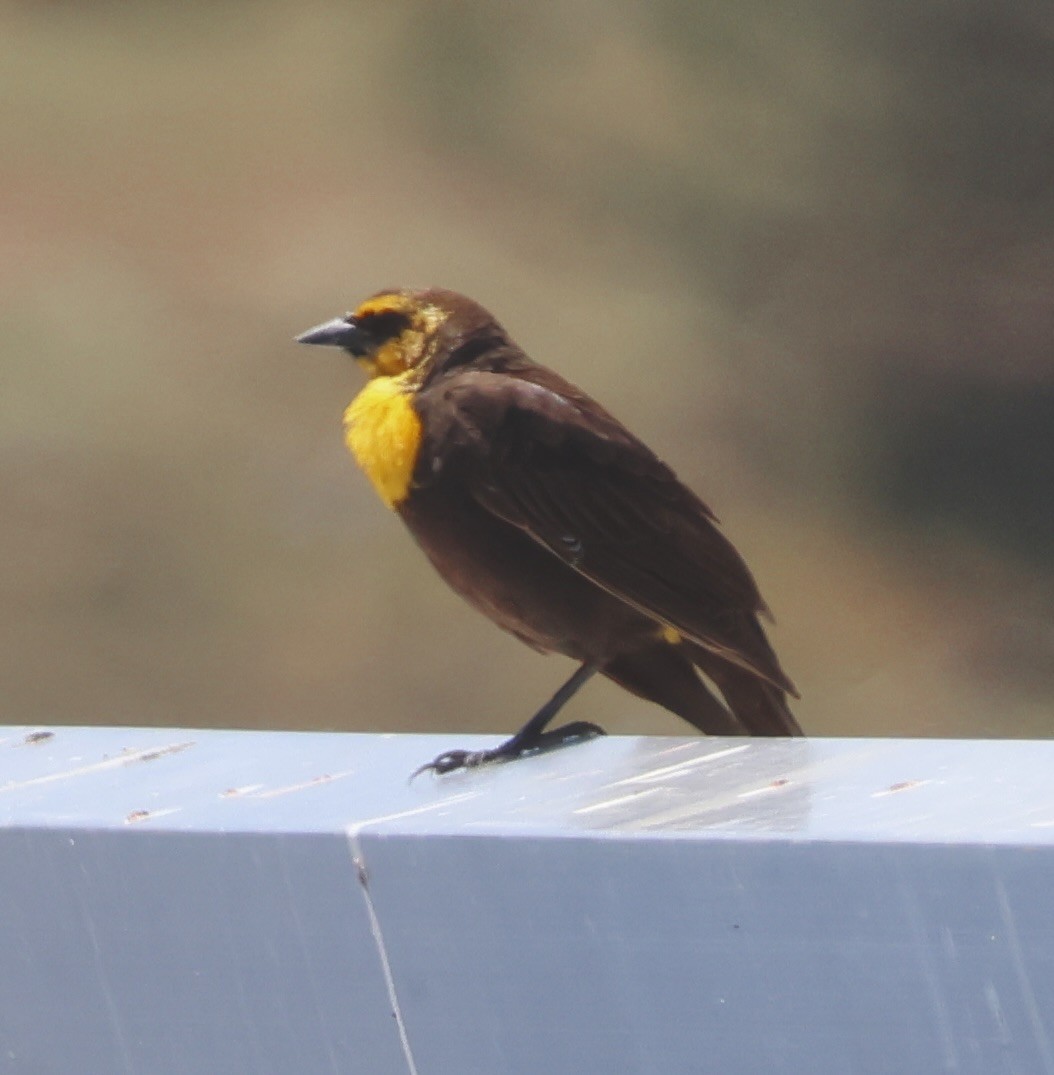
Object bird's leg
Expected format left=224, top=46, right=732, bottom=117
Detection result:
left=411, top=662, right=604, bottom=778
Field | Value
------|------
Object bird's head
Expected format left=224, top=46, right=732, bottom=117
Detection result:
left=296, top=288, right=503, bottom=382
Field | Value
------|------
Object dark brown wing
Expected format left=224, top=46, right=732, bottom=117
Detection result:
left=415, top=365, right=797, bottom=695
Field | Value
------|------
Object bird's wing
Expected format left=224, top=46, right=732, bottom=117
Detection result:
left=417, top=367, right=794, bottom=692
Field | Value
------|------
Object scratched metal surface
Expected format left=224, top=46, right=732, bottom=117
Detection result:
left=4, top=727, right=1054, bottom=1074
left=5, top=726, right=1054, bottom=841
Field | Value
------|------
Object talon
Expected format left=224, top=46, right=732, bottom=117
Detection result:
left=410, top=749, right=474, bottom=781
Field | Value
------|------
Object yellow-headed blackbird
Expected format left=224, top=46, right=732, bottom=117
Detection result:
left=297, top=288, right=801, bottom=775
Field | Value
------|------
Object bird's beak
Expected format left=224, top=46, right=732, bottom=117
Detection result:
left=295, top=317, right=367, bottom=354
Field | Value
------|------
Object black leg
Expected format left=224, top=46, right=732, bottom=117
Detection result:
left=411, top=662, right=604, bottom=778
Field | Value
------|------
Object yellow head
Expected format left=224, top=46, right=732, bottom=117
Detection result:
left=298, top=289, right=461, bottom=509
left=296, top=288, right=511, bottom=509
left=296, top=289, right=450, bottom=382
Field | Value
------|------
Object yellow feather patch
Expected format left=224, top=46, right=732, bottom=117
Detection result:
left=352, top=293, right=448, bottom=377
left=661, top=625, right=683, bottom=645
left=343, top=374, right=422, bottom=508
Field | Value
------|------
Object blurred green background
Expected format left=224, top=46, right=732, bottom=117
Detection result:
left=3, top=2, right=1052, bottom=739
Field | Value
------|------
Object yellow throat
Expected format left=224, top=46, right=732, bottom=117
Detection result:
left=343, top=371, right=423, bottom=509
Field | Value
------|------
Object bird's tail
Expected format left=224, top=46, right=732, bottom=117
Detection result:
left=602, top=639, right=802, bottom=738
left=686, top=640, right=803, bottom=736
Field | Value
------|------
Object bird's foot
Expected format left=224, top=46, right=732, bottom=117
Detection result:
left=410, top=721, right=606, bottom=780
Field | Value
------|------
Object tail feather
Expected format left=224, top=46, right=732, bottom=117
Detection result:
left=686, top=640, right=803, bottom=736
left=602, top=639, right=802, bottom=738
left=602, top=643, right=746, bottom=737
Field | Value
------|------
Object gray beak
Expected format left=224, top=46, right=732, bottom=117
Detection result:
left=295, top=317, right=367, bottom=353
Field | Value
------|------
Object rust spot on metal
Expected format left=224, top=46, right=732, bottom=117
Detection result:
left=124, top=741, right=195, bottom=764
left=873, top=779, right=929, bottom=798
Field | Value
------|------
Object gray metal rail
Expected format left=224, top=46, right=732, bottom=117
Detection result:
left=3, top=726, right=1054, bottom=1074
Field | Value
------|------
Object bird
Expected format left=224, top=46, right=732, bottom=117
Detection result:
left=297, top=288, right=801, bottom=776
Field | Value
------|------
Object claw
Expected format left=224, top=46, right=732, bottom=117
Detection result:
left=409, top=749, right=481, bottom=781
left=410, top=722, right=608, bottom=781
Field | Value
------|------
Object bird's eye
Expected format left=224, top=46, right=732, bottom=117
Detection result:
left=358, top=310, right=412, bottom=345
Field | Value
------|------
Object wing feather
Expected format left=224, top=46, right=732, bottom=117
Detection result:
left=416, top=367, right=794, bottom=692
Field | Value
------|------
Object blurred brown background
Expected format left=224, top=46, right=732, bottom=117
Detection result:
left=3, top=2, right=1052, bottom=739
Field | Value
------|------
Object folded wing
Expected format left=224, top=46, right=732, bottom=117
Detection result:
left=418, top=366, right=797, bottom=696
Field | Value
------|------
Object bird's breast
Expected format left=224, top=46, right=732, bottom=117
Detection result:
left=343, top=375, right=423, bottom=508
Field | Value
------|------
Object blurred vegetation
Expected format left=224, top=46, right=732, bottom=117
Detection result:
left=1, top=1, right=1051, bottom=739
